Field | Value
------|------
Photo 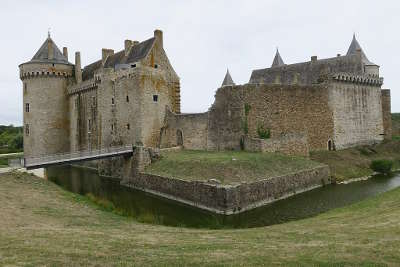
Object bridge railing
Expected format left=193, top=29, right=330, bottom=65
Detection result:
left=24, top=145, right=133, bottom=167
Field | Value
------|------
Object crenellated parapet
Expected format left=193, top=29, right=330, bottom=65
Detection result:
left=67, top=78, right=98, bottom=95
left=332, top=72, right=383, bottom=86
left=20, top=70, right=73, bottom=80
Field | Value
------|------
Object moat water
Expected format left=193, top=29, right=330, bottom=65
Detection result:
left=47, top=165, right=400, bottom=229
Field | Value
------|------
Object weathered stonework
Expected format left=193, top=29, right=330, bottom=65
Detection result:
left=381, top=89, right=393, bottom=139
left=244, top=134, right=309, bottom=157
left=123, top=165, right=331, bottom=214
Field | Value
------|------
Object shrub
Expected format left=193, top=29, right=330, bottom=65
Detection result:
left=257, top=125, right=271, bottom=139
left=370, top=159, right=393, bottom=174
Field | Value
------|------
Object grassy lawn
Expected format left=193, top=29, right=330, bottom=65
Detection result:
left=1, top=171, right=400, bottom=266
left=145, top=150, right=323, bottom=184
left=311, top=140, right=400, bottom=182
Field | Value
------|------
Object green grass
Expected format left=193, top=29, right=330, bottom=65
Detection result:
left=1, top=171, right=400, bottom=266
left=145, top=150, right=323, bottom=184
left=311, top=140, right=400, bottom=182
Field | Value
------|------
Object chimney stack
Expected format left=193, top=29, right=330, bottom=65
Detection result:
left=311, top=56, right=317, bottom=62
left=63, top=47, right=68, bottom=60
left=102, top=49, right=114, bottom=66
left=75, top=52, right=82, bottom=84
left=154, top=29, right=163, bottom=48
left=124, top=40, right=133, bottom=56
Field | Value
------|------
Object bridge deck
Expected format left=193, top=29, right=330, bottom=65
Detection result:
left=24, top=145, right=134, bottom=170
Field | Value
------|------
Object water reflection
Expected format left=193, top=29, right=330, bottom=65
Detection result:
left=47, top=165, right=400, bottom=229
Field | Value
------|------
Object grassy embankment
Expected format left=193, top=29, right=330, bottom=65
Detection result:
left=311, top=140, right=400, bottom=182
left=145, top=150, right=323, bottom=185
left=1, top=171, right=400, bottom=266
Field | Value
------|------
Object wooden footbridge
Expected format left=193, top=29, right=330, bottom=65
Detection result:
left=24, top=145, right=134, bottom=170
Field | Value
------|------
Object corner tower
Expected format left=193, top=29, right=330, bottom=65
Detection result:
left=19, top=33, right=74, bottom=158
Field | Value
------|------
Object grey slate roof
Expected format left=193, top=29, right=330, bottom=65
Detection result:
left=82, top=37, right=155, bottom=81
left=221, top=69, right=235, bottom=86
left=346, top=34, right=375, bottom=65
left=30, top=37, right=70, bottom=64
left=271, top=48, right=285, bottom=67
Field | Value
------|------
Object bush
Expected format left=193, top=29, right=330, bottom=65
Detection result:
left=370, top=160, right=393, bottom=174
left=257, top=125, right=271, bottom=139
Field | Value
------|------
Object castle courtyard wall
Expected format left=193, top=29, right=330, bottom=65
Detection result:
left=161, top=111, right=209, bottom=149
left=207, top=84, right=335, bottom=151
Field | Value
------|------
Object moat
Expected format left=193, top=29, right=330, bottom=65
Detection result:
left=47, top=165, right=400, bottom=229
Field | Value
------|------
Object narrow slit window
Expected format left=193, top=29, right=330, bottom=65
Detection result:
left=153, top=95, right=158, bottom=102
left=112, top=97, right=115, bottom=105
left=126, top=95, right=129, bottom=102
left=23, top=83, right=27, bottom=94
left=127, top=123, right=130, bottom=130
left=25, top=124, right=29, bottom=136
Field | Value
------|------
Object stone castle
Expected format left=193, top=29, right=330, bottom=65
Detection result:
left=19, top=30, right=392, bottom=160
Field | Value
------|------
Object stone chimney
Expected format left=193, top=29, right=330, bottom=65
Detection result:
left=75, top=52, right=82, bottom=84
left=154, top=29, right=163, bottom=48
left=63, top=47, right=68, bottom=60
left=124, top=40, right=133, bottom=56
left=311, top=56, right=317, bottom=62
left=337, top=53, right=341, bottom=57
left=102, top=49, right=114, bottom=66
left=48, top=39, right=54, bottom=60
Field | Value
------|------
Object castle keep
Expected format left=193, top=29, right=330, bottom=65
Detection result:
left=20, top=31, right=392, bottom=161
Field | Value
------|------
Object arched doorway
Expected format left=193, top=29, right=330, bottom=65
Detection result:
left=177, top=130, right=183, bottom=147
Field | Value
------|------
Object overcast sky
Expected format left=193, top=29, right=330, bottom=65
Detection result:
left=1, top=0, right=399, bottom=125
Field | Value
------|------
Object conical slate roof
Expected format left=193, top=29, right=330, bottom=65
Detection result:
left=30, top=36, right=70, bottom=64
left=346, top=34, right=374, bottom=65
left=271, top=48, right=285, bottom=67
left=221, top=69, right=235, bottom=86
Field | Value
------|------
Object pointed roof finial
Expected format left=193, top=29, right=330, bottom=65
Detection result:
left=48, top=28, right=51, bottom=38
left=221, top=69, right=235, bottom=87
left=271, top=48, right=285, bottom=67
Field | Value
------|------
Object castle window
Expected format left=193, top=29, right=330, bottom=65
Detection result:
left=25, top=103, right=30, bottom=112
left=25, top=124, right=29, bottom=136
left=126, top=95, right=129, bottom=102
left=127, top=123, right=130, bottom=130
left=112, top=97, right=115, bottom=105
left=23, top=83, right=27, bottom=94
left=154, top=64, right=158, bottom=69
left=153, top=95, right=158, bottom=102
left=92, top=96, right=96, bottom=107
left=88, top=119, right=92, bottom=130
left=131, top=64, right=136, bottom=68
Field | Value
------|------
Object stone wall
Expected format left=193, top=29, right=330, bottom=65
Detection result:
left=328, top=82, right=384, bottom=149
left=160, top=110, right=209, bottom=149
left=123, top=165, right=330, bottom=214
left=381, top=89, right=392, bottom=139
left=207, top=84, right=334, bottom=151
left=244, top=134, right=309, bottom=157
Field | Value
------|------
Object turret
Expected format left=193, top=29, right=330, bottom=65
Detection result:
left=19, top=33, right=73, bottom=159
left=271, top=48, right=285, bottom=68
left=221, top=69, right=235, bottom=87
left=346, top=34, right=379, bottom=77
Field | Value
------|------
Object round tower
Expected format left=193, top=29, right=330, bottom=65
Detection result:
left=19, top=34, right=74, bottom=159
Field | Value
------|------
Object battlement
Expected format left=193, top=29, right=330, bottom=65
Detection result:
left=332, top=73, right=383, bottom=86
